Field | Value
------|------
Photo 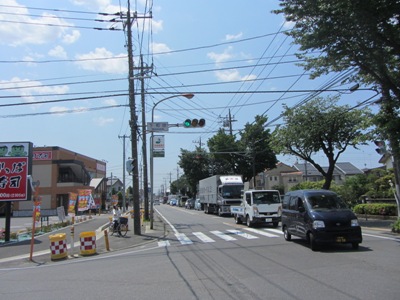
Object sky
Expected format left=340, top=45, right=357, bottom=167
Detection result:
left=0, top=0, right=383, bottom=195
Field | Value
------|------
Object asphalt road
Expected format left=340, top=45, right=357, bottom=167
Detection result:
left=0, top=205, right=399, bottom=300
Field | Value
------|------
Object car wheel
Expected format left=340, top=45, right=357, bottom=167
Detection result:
left=234, top=215, right=242, bottom=224
left=283, top=226, right=291, bottom=241
left=352, top=242, right=359, bottom=250
left=218, top=208, right=222, bottom=217
left=246, top=215, right=252, bottom=227
left=309, top=232, right=318, bottom=251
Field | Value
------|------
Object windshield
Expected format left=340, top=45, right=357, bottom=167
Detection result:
left=221, top=185, right=244, bottom=199
left=305, top=193, right=348, bottom=210
left=252, top=191, right=281, bottom=204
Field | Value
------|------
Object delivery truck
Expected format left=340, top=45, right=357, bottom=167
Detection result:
left=198, top=175, right=244, bottom=216
left=231, top=189, right=282, bottom=227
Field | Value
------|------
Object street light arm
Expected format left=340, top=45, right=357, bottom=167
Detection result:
left=151, top=93, right=194, bottom=123
left=150, top=93, right=194, bottom=230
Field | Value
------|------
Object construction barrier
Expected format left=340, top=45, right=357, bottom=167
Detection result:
left=79, top=231, right=97, bottom=256
left=49, top=233, right=68, bottom=261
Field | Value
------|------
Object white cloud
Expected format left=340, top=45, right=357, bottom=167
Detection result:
left=151, top=42, right=172, bottom=55
left=0, top=2, right=75, bottom=46
left=225, top=32, right=243, bottom=41
left=63, top=30, right=81, bottom=44
left=93, top=116, right=114, bottom=126
left=74, top=48, right=127, bottom=74
left=207, top=46, right=234, bottom=64
left=48, top=46, right=67, bottom=59
left=0, top=77, right=69, bottom=102
left=103, top=99, right=118, bottom=105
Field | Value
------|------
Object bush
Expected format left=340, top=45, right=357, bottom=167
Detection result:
left=353, top=203, right=398, bottom=216
left=392, top=219, right=400, bottom=233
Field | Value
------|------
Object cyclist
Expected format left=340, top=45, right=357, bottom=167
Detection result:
left=112, top=205, right=122, bottom=235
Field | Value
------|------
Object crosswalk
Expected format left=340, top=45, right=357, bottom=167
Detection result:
left=158, top=227, right=283, bottom=247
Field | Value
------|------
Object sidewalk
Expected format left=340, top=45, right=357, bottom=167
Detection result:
left=0, top=212, right=166, bottom=267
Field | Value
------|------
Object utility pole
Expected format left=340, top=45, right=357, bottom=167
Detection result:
left=220, top=109, right=236, bottom=136
left=126, top=1, right=140, bottom=235
left=118, top=134, right=130, bottom=211
left=193, top=137, right=204, bottom=150
left=140, top=54, right=149, bottom=221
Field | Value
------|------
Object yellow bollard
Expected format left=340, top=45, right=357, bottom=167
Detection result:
left=104, top=230, right=110, bottom=251
left=49, top=233, right=68, bottom=261
left=79, top=231, right=97, bottom=256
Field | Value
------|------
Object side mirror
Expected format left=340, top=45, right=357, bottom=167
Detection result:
left=298, top=206, right=305, bottom=213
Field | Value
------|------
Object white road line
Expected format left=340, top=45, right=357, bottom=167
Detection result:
left=193, top=232, right=215, bottom=243
left=175, top=233, right=193, bottom=245
left=158, top=240, right=170, bottom=247
left=244, top=227, right=279, bottom=238
left=226, top=229, right=258, bottom=239
left=263, top=228, right=283, bottom=235
left=210, top=230, right=237, bottom=241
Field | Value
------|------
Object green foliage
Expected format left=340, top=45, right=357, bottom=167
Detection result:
left=392, top=219, right=400, bottom=233
left=353, top=203, right=397, bottom=216
left=178, top=115, right=277, bottom=192
left=273, top=0, right=400, bottom=183
left=272, top=96, right=372, bottom=190
left=290, top=180, right=324, bottom=191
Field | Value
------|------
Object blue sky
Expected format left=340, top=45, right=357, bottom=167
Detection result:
left=0, top=0, right=382, bottom=194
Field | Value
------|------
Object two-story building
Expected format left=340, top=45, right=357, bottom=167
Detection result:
left=12, top=146, right=107, bottom=217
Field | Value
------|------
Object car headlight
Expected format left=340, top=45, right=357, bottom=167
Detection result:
left=277, top=206, right=282, bottom=217
left=253, top=206, right=259, bottom=216
left=312, top=220, right=325, bottom=229
left=351, top=219, right=360, bottom=227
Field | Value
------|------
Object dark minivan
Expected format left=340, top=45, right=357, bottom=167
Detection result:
left=281, top=189, right=362, bottom=251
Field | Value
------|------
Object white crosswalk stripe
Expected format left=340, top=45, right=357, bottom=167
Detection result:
left=175, top=233, right=193, bottom=245
left=263, top=228, right=283, bottom=235
left=244, top=227, right=279, bottom=238
left=210, top=230, right=237, bottom=241
left=193, top=232, right=215, bottom=243
left=226, top=229, right=259, bottom=239
left=158, top=228, right=282, bottom=247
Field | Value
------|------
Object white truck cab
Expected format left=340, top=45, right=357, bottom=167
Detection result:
left=231, top=190, right=282, bottom=227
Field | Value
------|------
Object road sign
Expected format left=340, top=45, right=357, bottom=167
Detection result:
left=147, top=122, right=169, bottom=132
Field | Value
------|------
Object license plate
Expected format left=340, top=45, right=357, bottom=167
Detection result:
left=336, top=237, right=346, bottom=243
left=265, top=218, right=272, bottom=222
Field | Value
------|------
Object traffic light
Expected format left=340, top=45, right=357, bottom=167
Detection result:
left=374, top=140, right=386, bottom=155
left=183, top=118, right=206, bottom=128
left=126, top=159, right=136, bottom=174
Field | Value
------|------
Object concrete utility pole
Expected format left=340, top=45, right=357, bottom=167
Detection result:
left=118, top=135, right=130, bottom=211
left=126, top=1, right=141, bottom=235
left=140, top=54, right=153, bottom=221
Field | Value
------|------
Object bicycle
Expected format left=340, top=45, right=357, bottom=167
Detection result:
left=108, top=216, right=129, bottom=237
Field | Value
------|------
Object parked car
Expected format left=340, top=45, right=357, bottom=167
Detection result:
left=194, top=198, right=201, bottom=211
left=185, top=198, right=196, bottom=209
left=281, top=189, right=362, bottom=251
left=169, top=199, right=177, bottom=206
left=154, top=199, right=160, bottom=206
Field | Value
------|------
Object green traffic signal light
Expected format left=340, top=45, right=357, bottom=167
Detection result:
left=183, top=118, right=206, bottom=128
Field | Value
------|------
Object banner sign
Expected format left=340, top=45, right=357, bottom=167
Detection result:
left=77, top=189, right=92, bottom=212
left=153, top=135, right=165, bottom=158
left=0, top=142, right=33, bottom=201
left=68, top=192, right=77, bottom=216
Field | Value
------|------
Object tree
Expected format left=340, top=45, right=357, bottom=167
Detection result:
left=273, top=0, right=400, bottom=213
left=178, top=147, right=210, bottom=195
left=207, top=128, right=240, bottom=174
left=237, top=115, right=278, bottom=183
left=272, top=96, right=372, bottom=190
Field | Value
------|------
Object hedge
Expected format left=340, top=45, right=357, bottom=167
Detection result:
left=353, top=203, right=398, bottom=216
